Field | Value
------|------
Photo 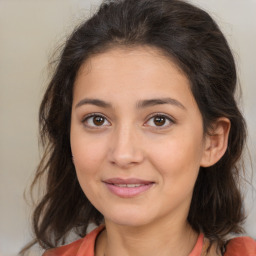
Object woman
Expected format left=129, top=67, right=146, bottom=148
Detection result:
left=21, top=0, right=256, bottom=255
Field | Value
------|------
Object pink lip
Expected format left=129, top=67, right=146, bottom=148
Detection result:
left=103, top=178, right=155, bottom=198
left=104, top=178, right=153, bottom=185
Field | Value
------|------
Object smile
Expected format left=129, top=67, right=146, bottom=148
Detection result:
left=103, top=178, right=155, bottom=198
left=113, top=184, right=144, bottom=187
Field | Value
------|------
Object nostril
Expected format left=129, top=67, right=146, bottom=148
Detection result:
left=107, top=132, right=144, bottom=167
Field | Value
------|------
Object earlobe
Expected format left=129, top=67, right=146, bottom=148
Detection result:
left=200, top=117, right=231, bottom=167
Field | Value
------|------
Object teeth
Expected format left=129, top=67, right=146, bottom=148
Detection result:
left=114, top=184, right=143, bottom=187
left=127, top=184, right=142, bottom=188
left=117, top=184, right=127, bottom=187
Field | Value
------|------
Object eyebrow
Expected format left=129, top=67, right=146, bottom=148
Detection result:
left=75, top=98, right=111, bottom=108
left=136, top=98, right=186, bottom=110
left=75, top=97, right=186, bottom=110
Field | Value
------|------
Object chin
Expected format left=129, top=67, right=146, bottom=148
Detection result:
left=103, top=207, right=154, bottom=227
left=108, top=217, right=150, bottom=227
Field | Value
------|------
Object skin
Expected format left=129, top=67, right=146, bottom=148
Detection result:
left=70, top=46, right=229, bottom=256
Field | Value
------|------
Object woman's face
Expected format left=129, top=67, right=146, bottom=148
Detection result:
left=70, top=46, right=208, bottom=227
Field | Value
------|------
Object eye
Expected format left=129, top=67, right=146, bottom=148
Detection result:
left=82, top=114, right=111, bottom=128
left=145, top=114, right=174, bottom=128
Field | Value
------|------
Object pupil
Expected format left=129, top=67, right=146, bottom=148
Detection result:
left=93, top=116, right=104, bottom=126
left=154, top=116, right=165, bottom=126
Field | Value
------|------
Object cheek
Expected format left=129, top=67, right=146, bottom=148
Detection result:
left=148, top=132, right=204, bottom=180
left=149, top=138, right=202, bottom=207
left=70, top=134, right=108, bottom=202
left=71, top=132, right=107, bottom=172
left=70, top=133, right=109, bottom=205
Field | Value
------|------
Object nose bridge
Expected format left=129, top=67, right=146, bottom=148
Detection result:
left=108, top=122, right=144, bottom=167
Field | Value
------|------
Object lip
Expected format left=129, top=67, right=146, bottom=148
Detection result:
left=103, top=178, right=155, bottom=198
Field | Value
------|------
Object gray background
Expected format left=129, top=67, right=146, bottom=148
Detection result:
left=0, top=0, right=255, bottom=255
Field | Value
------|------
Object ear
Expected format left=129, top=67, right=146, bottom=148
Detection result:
left=200, top=117, right=231, bottom=167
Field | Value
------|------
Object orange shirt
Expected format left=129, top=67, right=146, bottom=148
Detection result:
left=43, top=225, right=256, bottom=256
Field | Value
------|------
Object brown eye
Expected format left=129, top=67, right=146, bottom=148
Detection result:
left=93, top=116, right=105, bottom=126
left=83, top=114, right=110, bottom=128
left=153, top=116, right=166, bottom=126
left=145, top=114, right=174, bottom=128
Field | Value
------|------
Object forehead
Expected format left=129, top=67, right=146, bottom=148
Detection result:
left=73, top=46, right=196, bottom=108
left=77, top=46, right=186, bottom=80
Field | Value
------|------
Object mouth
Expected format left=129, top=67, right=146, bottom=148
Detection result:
left=103, top=178, right=155, bottom=198
left=111, top=183, right=146, bottom=188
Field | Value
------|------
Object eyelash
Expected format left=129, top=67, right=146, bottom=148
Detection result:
left=144, top=113, right=175, bottom=129
left=82, top=113, right=175, bottom=129
left=82, top=113, right=110, bottom=129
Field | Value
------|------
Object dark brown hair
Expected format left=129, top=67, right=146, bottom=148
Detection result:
left=21, top=0, right=246, bottom=254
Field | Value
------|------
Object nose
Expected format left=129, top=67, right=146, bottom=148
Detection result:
left=107, top=124, right=144, bottom=168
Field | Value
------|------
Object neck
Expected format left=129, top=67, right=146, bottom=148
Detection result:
left=96, top=218, right=199, bottom=256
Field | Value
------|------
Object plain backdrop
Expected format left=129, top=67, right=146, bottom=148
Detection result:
left=0, top=0, right=255, bottom=255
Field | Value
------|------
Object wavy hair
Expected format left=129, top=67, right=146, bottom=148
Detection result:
left=21, top=0, right=246, bottom=254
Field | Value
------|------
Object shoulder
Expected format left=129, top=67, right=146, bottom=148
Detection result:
left=42, top=238, right=84, bottom=256
left=43, top=225, right=105, bottom=256
left=224, top=236, right=256, bottom=256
